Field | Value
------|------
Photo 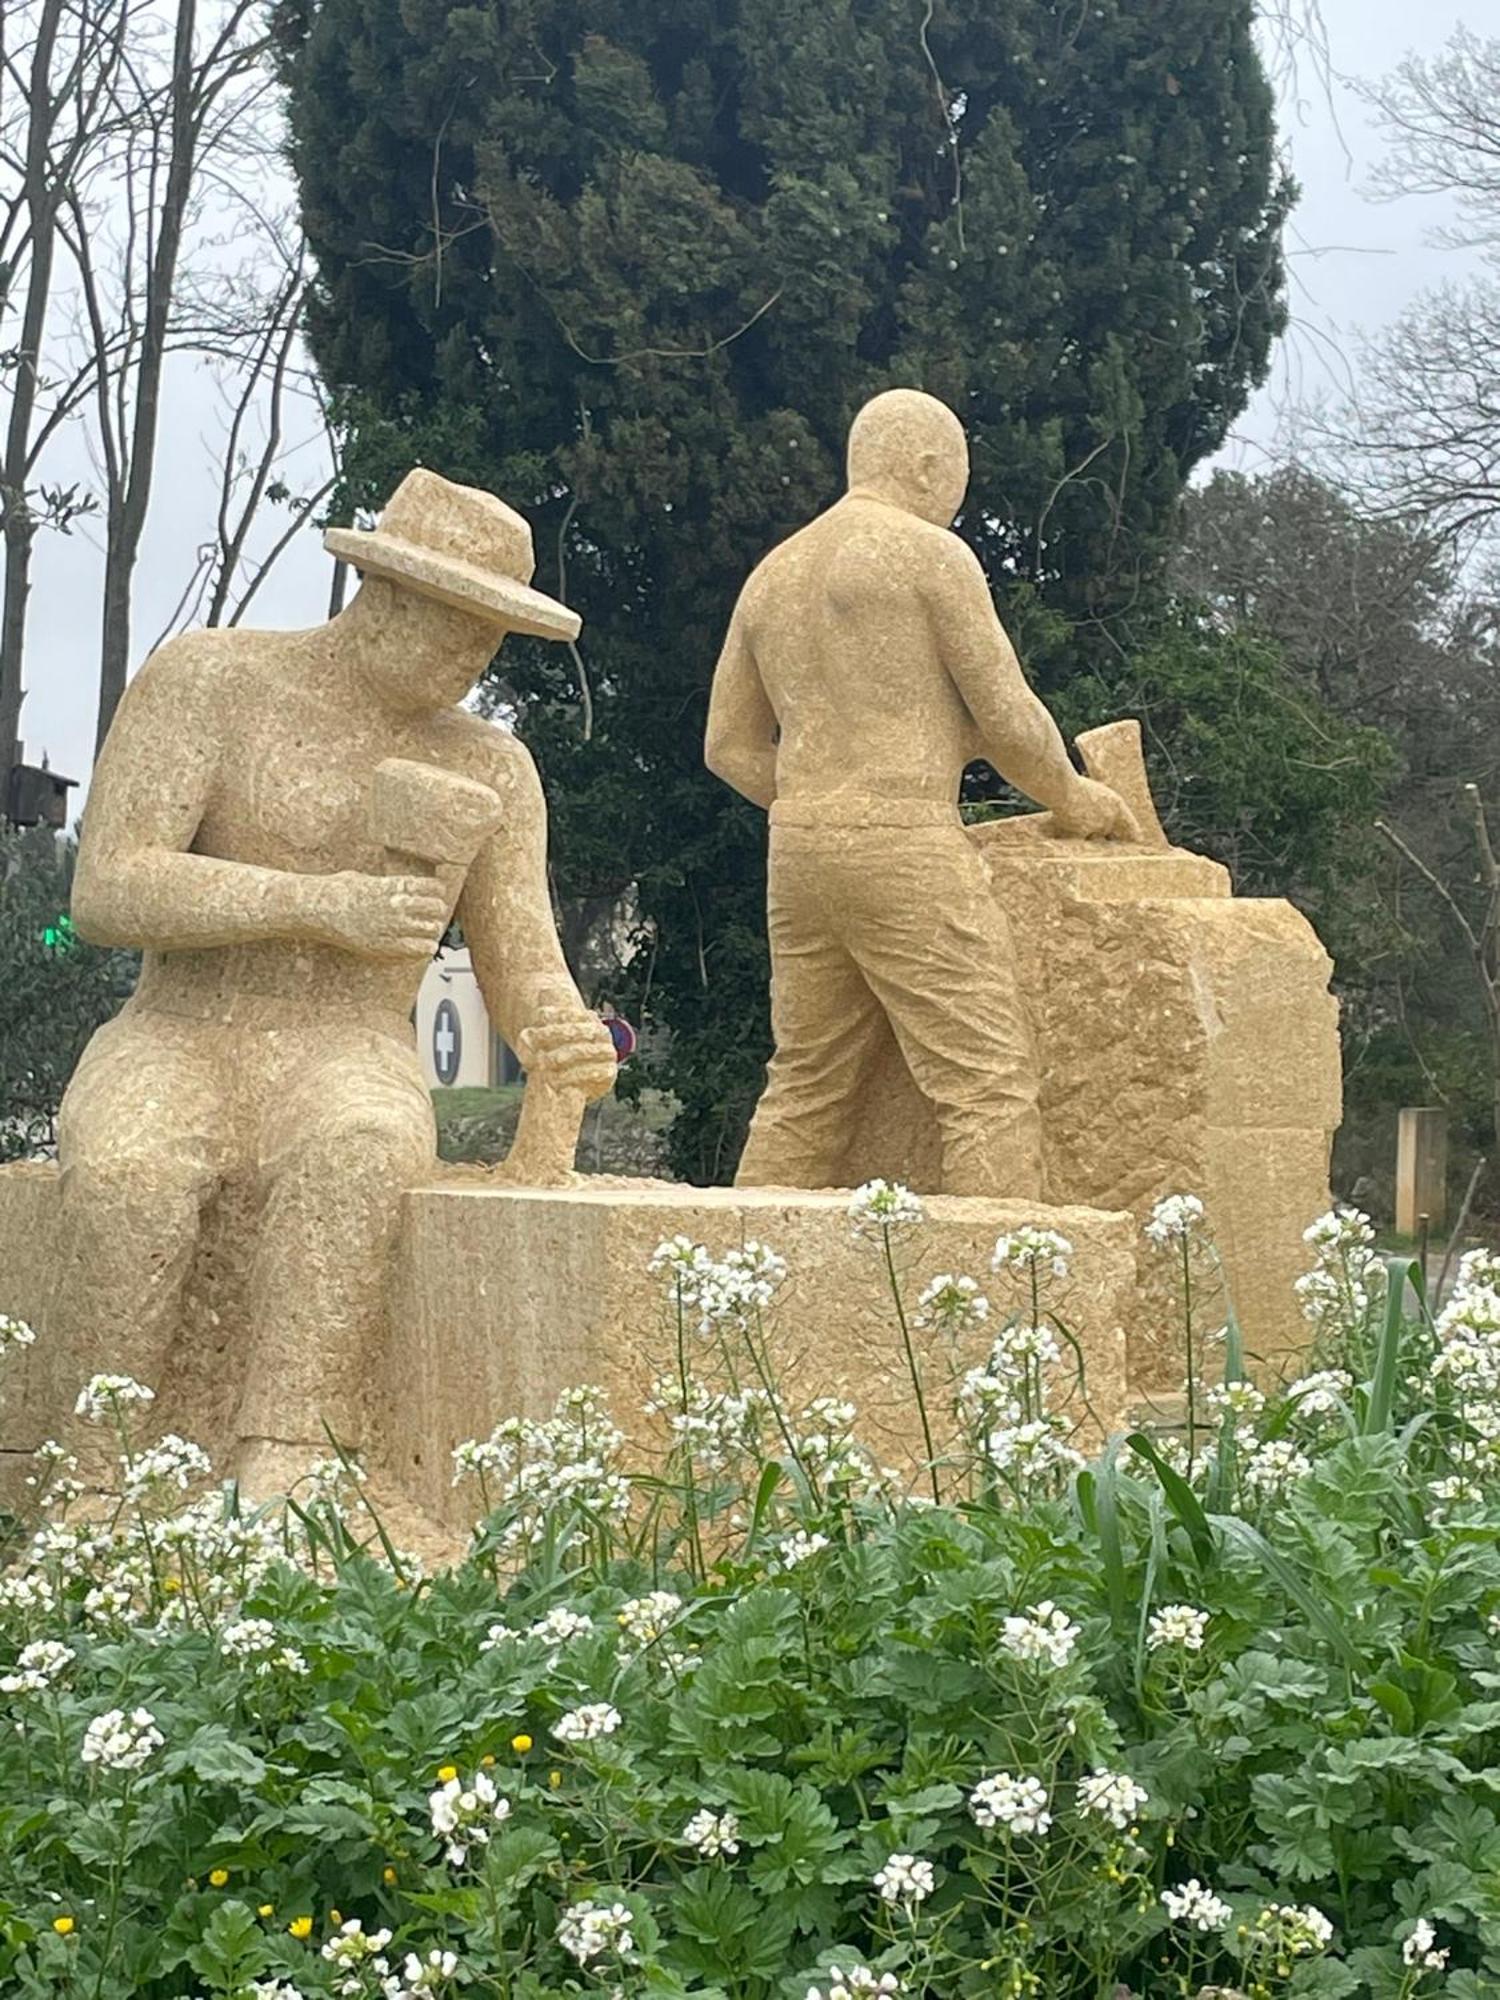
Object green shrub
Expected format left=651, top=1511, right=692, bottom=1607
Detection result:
left=0, top=1198, right=1496, bottom=1999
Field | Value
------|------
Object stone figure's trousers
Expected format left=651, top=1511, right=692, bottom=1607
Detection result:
left=737, top=804, right=1044, bottom=1198
left=53, top=1000, right=435, bottom=1448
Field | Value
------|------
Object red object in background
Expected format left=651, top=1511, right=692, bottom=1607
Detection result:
left=603, top=1013, right=637, bottom=1062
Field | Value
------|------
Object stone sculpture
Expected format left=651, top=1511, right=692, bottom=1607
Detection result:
left=706, top=387, right=1139, bottom=1199
left=53, top=469, right=617, bottom=1494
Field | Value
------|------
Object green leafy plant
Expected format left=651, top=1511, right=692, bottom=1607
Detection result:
left=1, top=1192, right=1497, bottom=1998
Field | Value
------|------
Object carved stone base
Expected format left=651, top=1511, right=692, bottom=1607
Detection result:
left=838, top=822, right=1339, bottom=1389
left=0, top=1166, right=1139, bottom=1535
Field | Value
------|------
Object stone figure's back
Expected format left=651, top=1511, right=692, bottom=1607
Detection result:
left=740, top=495, right=976, bottom=805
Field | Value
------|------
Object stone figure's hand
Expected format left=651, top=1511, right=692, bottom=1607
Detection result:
left=517, top=1003, right=618, bottom=1102
left=310, top=871, right=449, bottom=961
left=1051, top=776, right=1141, bottom=843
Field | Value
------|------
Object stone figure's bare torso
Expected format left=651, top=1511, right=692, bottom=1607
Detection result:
left=126, top=625, right=530, bottom=1029
left=735, top=495, right=979, bottom=806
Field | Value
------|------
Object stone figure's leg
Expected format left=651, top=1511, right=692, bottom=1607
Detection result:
left=235, top=1033, right=436, bottom=1479
left=737, top=833, right=889, bottom=1188
left=854, top=833, right=1045, bottom=1198
left=52, top=1012, right=226, bottom=1390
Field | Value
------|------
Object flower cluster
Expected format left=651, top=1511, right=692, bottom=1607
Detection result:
left=847, top=1179, right=925, bottom=1238
left=1146, top=1603, right=1209, bottom=1653
left=683, top=1807, right=740, bottom=1856
left=1000, top=1600, right=1080, bottom=1670
left=0, top=1312, right=37, bottom=1356
left=970, top=1770, right=1052, bottom=1835
left=872, top=1851, right=934, bottom=1906
left=452, top=1385, right=630, bottom=1559
left=80, top=1705, right=163, bottom=1772
left=1161, top=1877, right=1232, bottom=1931
left=1076, top=1769, right=1148, bottom=1830
left=553, top=1701, right=622, bottom=1743
left=991, top=1227, right=1073, bottom=1282
left=1294, top=1206, right=1385, bottom=1330
left=428, top=1766, right=511, bottom=1867
left=1144, top=1193, right=1206, bottom=1249
left=557, top=1899, right=635, bottom=1965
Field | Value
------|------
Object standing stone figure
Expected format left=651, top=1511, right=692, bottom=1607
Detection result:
left=58, top=470, right=617, bottom=1494
left=706, top=388, right=1138, bottom=1198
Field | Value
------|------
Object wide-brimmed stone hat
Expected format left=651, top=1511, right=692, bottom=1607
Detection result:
left=324, top=468, right=581, bottom=642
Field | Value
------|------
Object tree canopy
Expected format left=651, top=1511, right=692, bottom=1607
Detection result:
left=277, top=0, right=1295, bottom=1178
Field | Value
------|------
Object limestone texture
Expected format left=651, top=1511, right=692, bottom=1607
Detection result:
left=49, top=469, right=618, bottom=1493
left=707, top=388, right=1141, bottom=1202
left=706, top=388, right=1338, bottom=1383
left=0, top=1165, right=1136, bottom=1537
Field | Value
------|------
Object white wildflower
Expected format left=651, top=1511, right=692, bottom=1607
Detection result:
left=774, top=1529, right=831, bottom=1571
left=557, top=1899, right=635, bottom=1965
left=991, top=1227, right=1072, bottom=1281
left=1244, top=1437, right=1313, bottom=1496
left=1252, top=1903, right=1334, bottom=1956
left=805, top=1970, right=904, bottom=2000
left=451, top=1435, right=511, bottom=1485
left=385, top=1948, right=459, bottom=1994
left=872, top=1852, right=935, bottom=1905
left=1146, top=1604, right=1208, bottom=1653
left=1076, top=1769, right=1148, bottom=1830
left=1303, top=1207, right=1375, bottom=1253
left=322, top=1916, right=393, bottom=1969
left=81, top=1705, right=163, bottom=1772
left=616, top=1591, right=684, bottom=1654
left=984, top=1416, right=1083, bottom=1481
left=553, top=1701, right=622, bottom=1743
left=1205, top=1379, right=1265, bottom=1423
left=1000, top=1600, right=1080, bottom=1669
left=1145, top=1193, right=1206, bottom=1248
left=429, top=1767, right=511, bottom=1867
left=1402, top=1918, right=1449, bottom=1972
left=0, top=1639, right=74, bottom=1695
left=1160, top=1878, right=1232, bottom=1931
left=695, top=1240, right=787, bottom=1331
left=848, top=1179, right=924, bottom=1238
left=683, top=1808, right=740, bottom=1857
left=122, top=1433, right=212, bottom=1497
left=1285, top=1368, right=1352, bottom=1417
left=75, top=1373, right=155, bottom=1420
left=969, top=1770, right=1052, bottom=1835
left=914, top=1273, right=990, bottom=1334
left=529, top=1606, right=593, bottom=1645
left=0, top=1572, right=55, bottom=1615
left=0, top=1313, right=37, bottom=1355
left=219, top=1617, right=277, bottom=1661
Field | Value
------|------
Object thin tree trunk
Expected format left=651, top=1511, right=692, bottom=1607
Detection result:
left=92, top=0, right=198, bottom=756
left=0, top=0, right=67, bottom=778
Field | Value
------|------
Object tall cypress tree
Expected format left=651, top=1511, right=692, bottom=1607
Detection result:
left=275, top=0, right=1291, bottom=1180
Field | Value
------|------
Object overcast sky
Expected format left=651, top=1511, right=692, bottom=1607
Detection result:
left=15, top=0, right=1491, bottom=800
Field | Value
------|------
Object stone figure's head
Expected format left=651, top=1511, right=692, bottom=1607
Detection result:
left=324, top=470, right=581, bottom=709
left=847, top=389, right=969, bottom=526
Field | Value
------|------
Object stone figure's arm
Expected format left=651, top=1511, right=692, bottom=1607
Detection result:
left=932, top=542, right=1138, bottom=839
left=459, top=735, right=617, bottom=1096
left=705, top=599, right=778, bottom=810
left=71, top=639, right=448, bottom=959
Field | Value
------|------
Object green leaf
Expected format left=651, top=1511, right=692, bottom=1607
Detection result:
left=164, top=1724, right=268, bottom=1788
left=184, top=1899, right=270, bottom=1987
left=1217, top=1515, right=1363, bottom=1670
left=1126, top=1431, right=1215, bottom=1570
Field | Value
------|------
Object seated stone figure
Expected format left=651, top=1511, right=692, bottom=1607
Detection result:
left=706, top=388, right=1138, bottom=1199
left=58, top=469, right=617, bottom=1495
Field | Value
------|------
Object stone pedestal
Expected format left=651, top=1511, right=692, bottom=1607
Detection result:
left=838, top=819, right=1340, bottom=1388
left=0, top=1165, right=1137, bottom=1535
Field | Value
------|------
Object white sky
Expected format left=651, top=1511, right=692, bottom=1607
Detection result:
left=14, top=0, right=1492, bottom=799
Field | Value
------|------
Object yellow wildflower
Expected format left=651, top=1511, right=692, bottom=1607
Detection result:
left=437, top=1763, right=458, bottom=1783
left=209, top=1869, right=229, bottom=1888
left=511, top=1733, right=533, bottom=1754
left=288, top=1916, right=313, bottom=1940
left=52, top=1916, right=75, bottom=1937
left=383, top=1866, right=397, bottom=1886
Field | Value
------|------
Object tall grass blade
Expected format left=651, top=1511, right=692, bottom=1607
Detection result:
left=1217, top=1515, right=1362, bottom=1670
left=1362, top=1259, right=1415, bottom=1436
left=1125, top=1431, right=1214, bottom=1571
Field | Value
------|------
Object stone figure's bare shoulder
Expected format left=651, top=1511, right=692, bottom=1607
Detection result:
left=129, top=624, right=269, bottom=711
left=426, top=706, right=544, bottom=808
